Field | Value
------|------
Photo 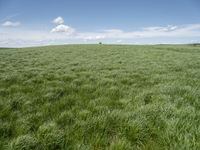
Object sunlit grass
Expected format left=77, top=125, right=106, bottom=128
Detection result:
left=1, top=44, right=200, bottom=149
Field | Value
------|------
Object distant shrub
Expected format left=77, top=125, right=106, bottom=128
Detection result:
left=10, top=135, right=40, bottom=150
left=190, top=43, right=200, bottom=46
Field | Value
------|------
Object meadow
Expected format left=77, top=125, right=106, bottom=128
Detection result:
left=1, top=44, right=200, bottom=150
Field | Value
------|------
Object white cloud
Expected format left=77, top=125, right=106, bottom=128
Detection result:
left=52, top=17, right=64, bottom=25
left=2, top=21, right=21, bottom=27
left=1, top=23, right=200, bottom=47
left=50, top=24, right=75, bottom=35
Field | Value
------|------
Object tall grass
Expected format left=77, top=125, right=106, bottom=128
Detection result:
left=1, top=45, right=200, bottom=149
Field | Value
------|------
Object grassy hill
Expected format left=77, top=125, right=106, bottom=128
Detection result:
left=1, top=44, right=200, bottom=149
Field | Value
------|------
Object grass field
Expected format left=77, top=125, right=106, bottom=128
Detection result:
left=1, top=44, right=200, bottom=150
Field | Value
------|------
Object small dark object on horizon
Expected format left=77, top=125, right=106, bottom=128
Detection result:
left=191, top=43, right=200, bottom=46
left=99, top=42, right=102, bottom=45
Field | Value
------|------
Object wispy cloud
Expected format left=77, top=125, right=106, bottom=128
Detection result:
left=2, top=21, right=21, bottom=27
left=143, top=25, right=178, bottom=32
left=74, top=24, right=200, bottom=40
left=0, top=13, right=20, bottom=22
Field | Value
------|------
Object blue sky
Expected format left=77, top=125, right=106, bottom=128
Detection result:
left=0, top=0, right=200, bottom=47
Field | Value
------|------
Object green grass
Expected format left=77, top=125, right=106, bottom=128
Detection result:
left=1, top=44, right=200, bottom=149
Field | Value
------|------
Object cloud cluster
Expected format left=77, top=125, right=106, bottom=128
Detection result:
left=2, top=21, right=21, bottom=27
left=1, top=16, right=200, bottom=47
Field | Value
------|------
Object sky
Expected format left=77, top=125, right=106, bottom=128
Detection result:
left=0, top=0, right=200, bottom=47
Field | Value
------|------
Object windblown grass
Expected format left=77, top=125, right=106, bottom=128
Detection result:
left=1, top=44, right=200, bottom=149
